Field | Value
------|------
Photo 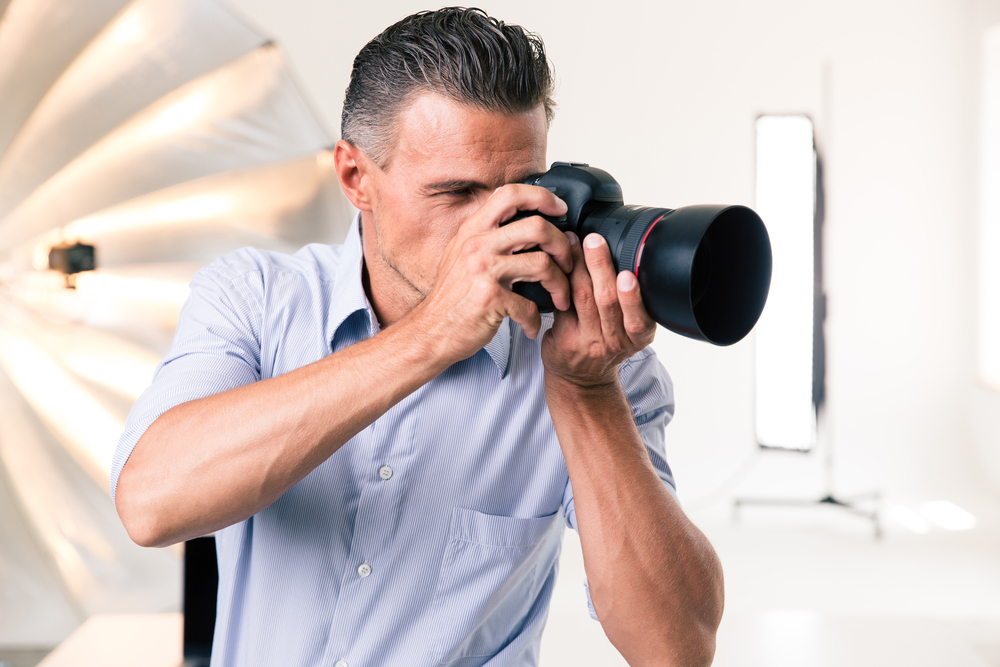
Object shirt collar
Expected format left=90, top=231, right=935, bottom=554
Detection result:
left=328, top=214, right=512, bottom=378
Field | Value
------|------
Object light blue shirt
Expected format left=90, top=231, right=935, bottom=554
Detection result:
left=112, top=217, right=675, bottom=667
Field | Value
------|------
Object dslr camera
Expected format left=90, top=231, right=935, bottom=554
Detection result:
left=512, top=163, right=772, bottom=346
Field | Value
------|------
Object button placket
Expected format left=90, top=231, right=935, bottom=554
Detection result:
left=323, top=388, right=422, bottom=662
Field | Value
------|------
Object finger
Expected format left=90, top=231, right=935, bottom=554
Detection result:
left=495, top=215, right=573, bottom=275
left=583, top=234, right=625, bottom=341
left=471, top=183, right=568, bottom=234
left=617, top=271, right=656, bottom=348
left=494, top=251, right=572, bottom=311
left=566, top=232, right=600, bottom=337
left=549, top=232, right=582, bottom=331
left=500, top=289, right=543, bottom=339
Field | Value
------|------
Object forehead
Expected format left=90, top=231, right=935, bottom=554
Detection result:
left=388, top=93, right=548, bottom=185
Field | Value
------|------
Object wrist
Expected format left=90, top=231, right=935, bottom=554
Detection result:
left=388, top=307, right=455, bottom=376
left=544, top=371, right=621, bottom=405
left=392, top=297, right=500, bottom=376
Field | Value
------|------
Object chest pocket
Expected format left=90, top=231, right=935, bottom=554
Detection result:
left=426, top=507, right=563, bottom=665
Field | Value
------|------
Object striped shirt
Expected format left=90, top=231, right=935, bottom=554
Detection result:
left=112, top=216, right=675, bottom=667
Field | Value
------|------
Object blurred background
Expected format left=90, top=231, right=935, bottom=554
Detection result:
left=0, top=0, right=999, bottom=665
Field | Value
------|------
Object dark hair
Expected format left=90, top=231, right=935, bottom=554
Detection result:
left=341, top=7, right=555, bottom=167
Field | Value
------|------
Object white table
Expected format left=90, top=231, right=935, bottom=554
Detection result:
left=38, top=613, right=182, bottom=667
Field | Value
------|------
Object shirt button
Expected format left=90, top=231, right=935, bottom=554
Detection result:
left=357, top=562, right=372, bottom=578
left=335, top=661, right=348, bottom=667
left=379, top=465, right=393, bottom=480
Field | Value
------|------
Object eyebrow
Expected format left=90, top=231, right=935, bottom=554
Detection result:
left=424, top=179, right=491, bottom=193
left=423, top=171, right=541, bottom=194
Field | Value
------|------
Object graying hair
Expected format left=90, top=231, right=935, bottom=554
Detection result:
left=341, top=7, right=555, bottom=167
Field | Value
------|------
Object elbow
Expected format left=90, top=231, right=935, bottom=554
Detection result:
left=603, top=576, right=724, bottom=667
left=115, top=471, right=178, bottom=549
left=670, top=585, right=724, bottom=667
left=123, top=522, right=167, bottom=549
left=123, top=519, right=171, bottom=549
left=609, top=620, right=719, bottom=667
left=116, top=498, right=163, bottom=548
left=673, top=620, right=719, bottom=667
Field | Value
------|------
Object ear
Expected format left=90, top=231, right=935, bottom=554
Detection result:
left=334, top=139, right=375, bottom=211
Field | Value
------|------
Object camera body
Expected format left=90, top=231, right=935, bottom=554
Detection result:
left=512, top=163, right=772, bottom=346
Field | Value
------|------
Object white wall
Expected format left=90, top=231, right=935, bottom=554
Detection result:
left=223, top=0, right=998, bottom=511
left=973, top=2, right=1000, bottom=496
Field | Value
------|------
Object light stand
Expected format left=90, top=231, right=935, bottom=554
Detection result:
left=733, top=405, right=882, bottom=538
left=733, top=116, right=881, bottom=537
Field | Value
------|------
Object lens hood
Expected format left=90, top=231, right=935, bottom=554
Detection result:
left=636, top=205, right=771, bottom=346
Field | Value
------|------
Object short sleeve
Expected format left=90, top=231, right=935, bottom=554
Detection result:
left=559, top=346, right=675, bottom=621
left=110, top=250, right=266, bottom=505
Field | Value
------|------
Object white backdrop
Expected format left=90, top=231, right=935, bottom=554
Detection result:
left=222, top=0, right=1000, bottom=511
left=1, top=0, right=998, bottom=657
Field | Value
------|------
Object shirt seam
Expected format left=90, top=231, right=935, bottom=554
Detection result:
left=201, top=261, right=337, bottom=289
left=447, top=536, right=549, bottom=549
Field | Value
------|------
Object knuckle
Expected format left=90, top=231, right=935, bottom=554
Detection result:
left=530, top=251, right=553, bottom=271
left=625, top=321, right=649, bottom=338
left=589, top=251, right=610, bottom=267
left=574, top=285, right=595, bottom=307
left=461, top=235, right=483, bottom=255
left=528, top=216, right=548, bottom=235
left=464, top=253, right=490, bottom=275
left=472, top=277, right=501, bottom=303
left=594, top=287, right=618, bottom=308
left=494, top=184, right=516, bottom=202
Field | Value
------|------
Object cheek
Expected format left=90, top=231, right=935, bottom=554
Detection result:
left=420, top=216, right=459, bottom=265
left=377, top=205, right=455, bottom=273
left=422, top=200, right=473, bottom=242
left=378, top=193, right=482, bottom=266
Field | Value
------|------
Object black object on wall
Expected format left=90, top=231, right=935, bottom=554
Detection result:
left=812, top=155, right=826, bottom=412
left=183, top=536, right=218, bottom=667
left=48, top=242, right=96, bottom=289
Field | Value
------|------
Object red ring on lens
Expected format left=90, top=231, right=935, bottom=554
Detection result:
left=634, top=213, right=667, bottom=279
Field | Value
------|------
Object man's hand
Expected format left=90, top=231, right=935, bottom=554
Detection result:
left=541, top=232, right=657, bottom=389
left=409, top=184, right=574, bottom=364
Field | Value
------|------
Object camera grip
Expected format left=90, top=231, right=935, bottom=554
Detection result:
left=513, top=280, right=555, bottom=313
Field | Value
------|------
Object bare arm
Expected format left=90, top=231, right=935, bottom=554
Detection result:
left=547, top=380, right=723, bottom=667
left=116, top=317, right=447, bottom=548
left=116, top=183, right=573, bottom=548
left=542, top=233, right=723, bottom=667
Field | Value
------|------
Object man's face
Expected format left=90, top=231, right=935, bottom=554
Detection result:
left=359, top=93, right=548, bottom=312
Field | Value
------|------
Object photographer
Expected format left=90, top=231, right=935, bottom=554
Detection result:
left=112, top=8, right=723, bottom=667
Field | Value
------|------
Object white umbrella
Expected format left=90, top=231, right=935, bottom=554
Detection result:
left=0, top=0, right=353, bottom=649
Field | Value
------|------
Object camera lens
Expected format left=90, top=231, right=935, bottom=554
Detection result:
left=690, top=237, right=712, bottom=308
left=514, top=164, right=771, bottom=345
left=632, top=205, right=772, bottom=346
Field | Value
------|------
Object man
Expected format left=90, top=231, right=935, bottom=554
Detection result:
left=113, top=8, right=723, bottom=667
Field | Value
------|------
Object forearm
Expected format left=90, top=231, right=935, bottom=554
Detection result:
left=116, top=317, right=449, bottom=548
left=546, top=377, right=723, bottom=667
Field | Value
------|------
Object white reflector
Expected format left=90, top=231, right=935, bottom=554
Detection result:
left=754, top=115, right=817, bottom=450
